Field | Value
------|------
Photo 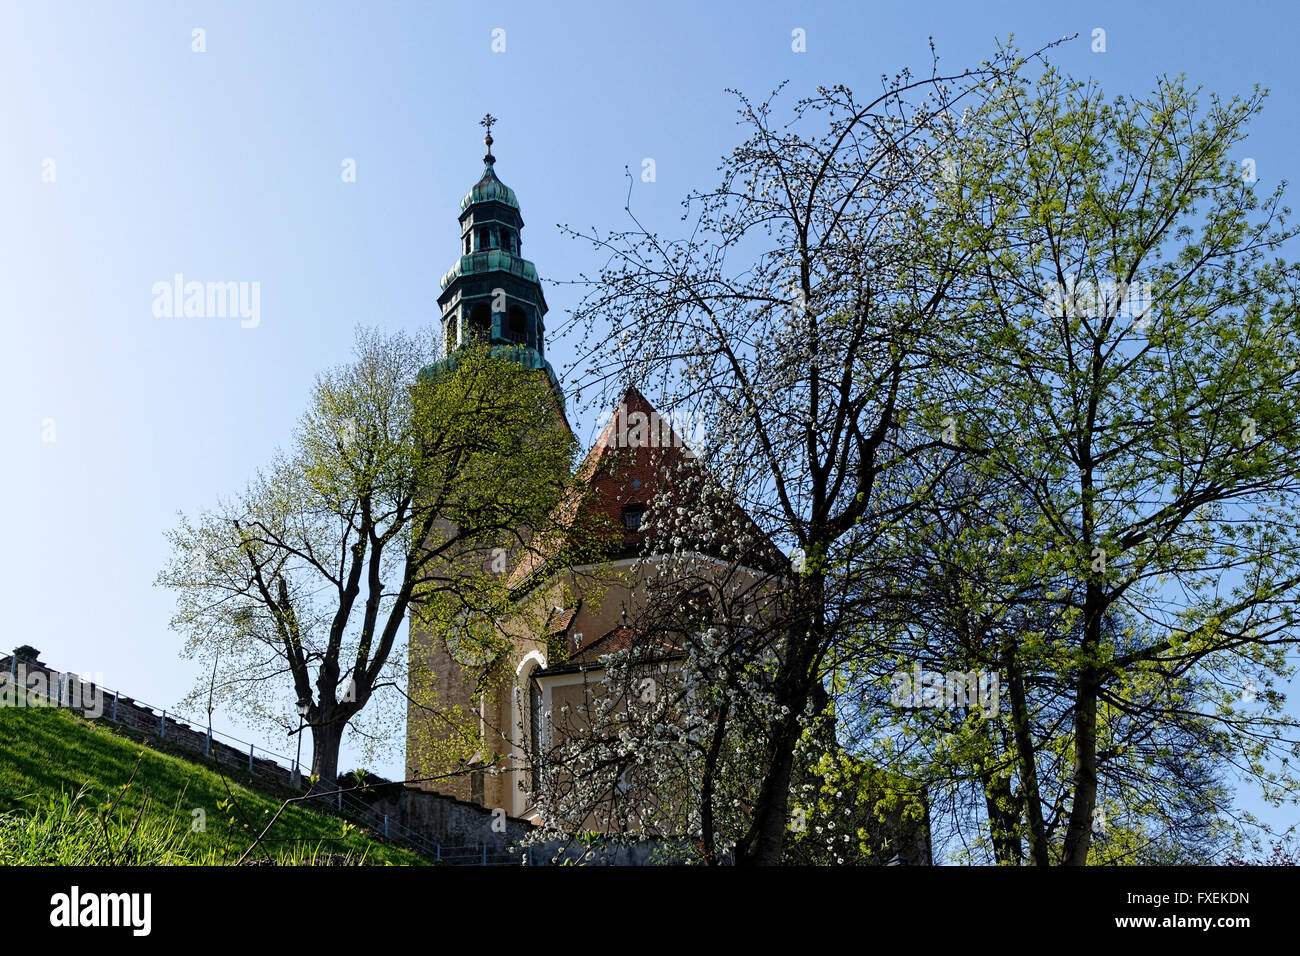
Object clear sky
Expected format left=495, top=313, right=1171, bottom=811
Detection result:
left=3, top=0, right=1297, bottom=839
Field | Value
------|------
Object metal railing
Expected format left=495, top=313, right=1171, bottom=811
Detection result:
left=1, top=655, right=534, bottom=865
left=2, top=654, right=302, bottom=776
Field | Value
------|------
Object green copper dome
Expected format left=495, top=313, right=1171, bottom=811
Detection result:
left=425, top=116, right=562, bottom=409
left=460, top=162, right=519, bottom=211
left=440, top=248, right=538, bottom=291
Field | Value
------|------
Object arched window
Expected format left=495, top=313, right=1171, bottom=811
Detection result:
left=478, top=227, right=490, bottom=252
left=513, top=653, right=547, bottom=807
left=527, top=686, right=543, bottom=775
left=507, top=306, right=527, bottom=344
left=464, top=234, right=471, bottom=255
left=470, top=304, right=491, bottom=340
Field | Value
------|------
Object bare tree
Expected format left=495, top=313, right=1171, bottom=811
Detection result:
left=555, top=43, right=1052, bottom=864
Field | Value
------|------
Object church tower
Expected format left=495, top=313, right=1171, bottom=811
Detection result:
left=433, top=114, right=561, bottom=399
left=406, top=118, right=568, bottom=807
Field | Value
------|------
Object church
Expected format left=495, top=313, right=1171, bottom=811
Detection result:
left=402, top=123, right=929, bottom=863
left=402, top=120, right=783, bottom=823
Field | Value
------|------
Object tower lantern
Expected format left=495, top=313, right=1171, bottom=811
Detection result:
left=433, top=115, right=560, bottom=397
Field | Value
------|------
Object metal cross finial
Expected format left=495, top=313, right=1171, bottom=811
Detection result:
left=480, top=113, right=498, bottom=162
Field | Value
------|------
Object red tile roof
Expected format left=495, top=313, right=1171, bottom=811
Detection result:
left=506, top=385, right=787, bottom=590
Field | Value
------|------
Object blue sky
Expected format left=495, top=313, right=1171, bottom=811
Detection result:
left=2, top=0, right=1297, bottom=839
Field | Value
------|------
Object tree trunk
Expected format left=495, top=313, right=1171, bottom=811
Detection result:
left=734, top=578, right=823, bottom=866
left=1005, top=645, right=1050, bottom=866
left=734, top=709, right=802, bottom=866
left=1061, top=583, right=1103, bottom=866
left=1062, top=405, right=1104, bottom=866
left=310, top=714, right=346, bottom=787
left=978, top=732, right=1023, bottom=865
left=1061, top=671, right=1098, bottom=865
left=699, top=695, right=731, bottom=866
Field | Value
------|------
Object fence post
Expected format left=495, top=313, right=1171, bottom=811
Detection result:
left=248, top=743, right=254, bottom=772
left=337, top=791, right=342, bottom=812
left=205, top=730, right=211, bottom=758
left=111, top=693, right=118, bottom=722
left=436, top=844, right=441, bottom=862
left=482, top=843, right=487, bottom=866
left=384, top=814, right=389, bottom=838
left=56, top=673, right=63, bottom=706
left=160, top=709, right=166, bottom=738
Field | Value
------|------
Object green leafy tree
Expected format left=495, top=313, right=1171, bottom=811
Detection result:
left=159, top=329, right=580, bottom=785
left=932, top=61, right=1300, bottom=864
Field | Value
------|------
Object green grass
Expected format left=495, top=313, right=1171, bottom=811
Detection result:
left=0, top=704, right=424, bottom=865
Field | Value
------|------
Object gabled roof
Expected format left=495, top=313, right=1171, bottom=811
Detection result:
left=544, top=605, right=578, bottom=637
left=505, top=386, right=787, bottom=591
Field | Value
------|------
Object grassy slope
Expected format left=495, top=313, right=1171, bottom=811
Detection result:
left=0, top=704, right=422, bottom=865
